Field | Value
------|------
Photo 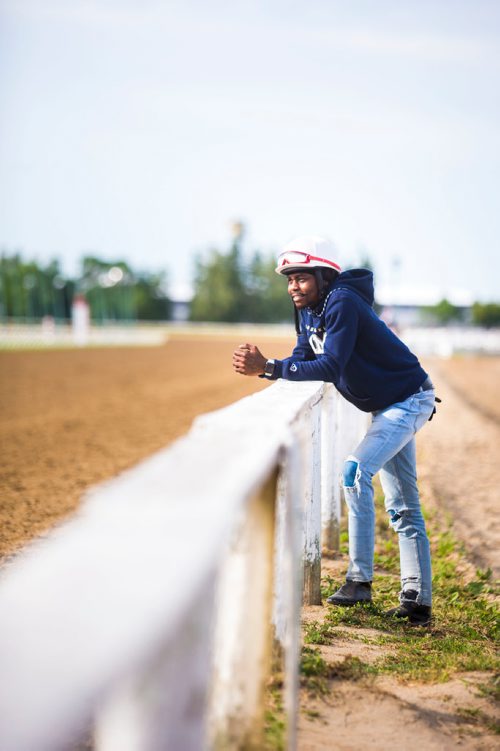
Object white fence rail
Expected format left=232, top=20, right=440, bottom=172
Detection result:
left=400, top=326, right=500, bottom=356
left=0, top=321, right=169, bottom=348
left=0, top=380, right=367, bottom=751
left=3, top=322, right=500, bottom=354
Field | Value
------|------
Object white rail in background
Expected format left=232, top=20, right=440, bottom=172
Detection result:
left=0, top=381, right=367, bottom=751
left=3, top=322, right=500, bottom=354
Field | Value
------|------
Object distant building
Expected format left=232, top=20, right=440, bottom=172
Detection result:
left=376, top=284, right=473, bottom=328
left=169, top=282, right=193, bottom=322
left=171, top=299, right=190, bottom=322
left=379, top=304, right=471, bottom=329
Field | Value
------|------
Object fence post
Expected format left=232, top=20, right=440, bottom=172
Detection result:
left=320, top=384, right=340, bottom=552
left=301, top=397, right=323, bottom=606
left=273, top=440, right=303, bottom=751
left=208, top=469, right=278, bottom=750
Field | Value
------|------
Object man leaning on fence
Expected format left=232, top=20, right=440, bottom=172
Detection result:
left=232, top=235, right=440, bottom=627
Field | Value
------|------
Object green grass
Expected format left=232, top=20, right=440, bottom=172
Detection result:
left=308, top=485, right=500, bottom=684
left=477, top=673, right=500, bottom=702
left=456, top=706, right=500, bottom=735
left=263, top=651, right=286, bottom=751
left=300, top=645, right=371, bottom=696
left=263, top=702, right=286, bottom=751
left=299, top=646, right=332, bottom=696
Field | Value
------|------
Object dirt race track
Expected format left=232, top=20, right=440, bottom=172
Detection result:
left=0, top=335, right=294, bottom=559
left=418, top=355, right=500, bottom=578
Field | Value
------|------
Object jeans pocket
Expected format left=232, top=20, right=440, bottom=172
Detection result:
left=414, top=392, right=436, bottom=432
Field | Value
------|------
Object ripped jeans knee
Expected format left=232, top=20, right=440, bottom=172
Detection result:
left=388, top=508, right=402, bottom=527
left=343, top=456, right=360, bottom=490
left=387, top=506, right=426, bottom=537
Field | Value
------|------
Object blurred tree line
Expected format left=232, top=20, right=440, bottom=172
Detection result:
left=0, top=251, right=171, bottom=322
left=423, top=298, right=500, bottom=327
left=2, top=245, right=500, bottom=326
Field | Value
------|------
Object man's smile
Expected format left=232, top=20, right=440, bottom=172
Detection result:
left=286, top=271, right=321, bottom=308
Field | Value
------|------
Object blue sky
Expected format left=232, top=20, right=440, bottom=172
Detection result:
left=1, top=0, right=499, bottom=303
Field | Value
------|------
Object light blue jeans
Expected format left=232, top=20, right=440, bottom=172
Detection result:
left=343, top=389, right=435, bottom=606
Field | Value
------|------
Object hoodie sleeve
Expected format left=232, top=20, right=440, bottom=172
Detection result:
left=271, top=293, right=359, bottom=383
left=289, top=328, right=316, bottom=361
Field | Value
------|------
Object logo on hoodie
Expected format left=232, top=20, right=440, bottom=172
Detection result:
left=309, top=332, right=326, bottom=355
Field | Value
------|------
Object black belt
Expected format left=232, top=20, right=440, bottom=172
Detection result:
left=417, top=376, right=434, bottom=392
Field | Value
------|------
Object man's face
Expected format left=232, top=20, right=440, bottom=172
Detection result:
left=286, top=271, right=320, bottom=309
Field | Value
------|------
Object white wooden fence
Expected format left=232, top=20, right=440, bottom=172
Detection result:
left=0, top=380, right=367, bottom=751
left=4, top=322, right=500, bottom=354
left=400, top=326, right=500, bottom=356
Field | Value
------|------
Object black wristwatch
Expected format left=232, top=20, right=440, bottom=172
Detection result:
left=263, top=359, right=276, bottom=378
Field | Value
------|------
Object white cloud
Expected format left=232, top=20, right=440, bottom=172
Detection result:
left=328, top=28, right=492, bottom=65
left=3, top=0, right=497, bottom=69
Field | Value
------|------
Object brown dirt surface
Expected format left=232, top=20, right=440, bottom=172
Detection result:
left=430, top=355, right=500, bottom=425
left=299, top=672, right=499, bottom=751
left=0, top=334, right=293, bottom=559
left=419, top=356, right=500, bottom=577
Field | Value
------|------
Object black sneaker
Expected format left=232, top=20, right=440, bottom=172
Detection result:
left=385, top=589, right=432, bottom=627
left=327, top=579, right=372, bottom=606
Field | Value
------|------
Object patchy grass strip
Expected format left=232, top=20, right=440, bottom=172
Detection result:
left=268, top=485, right=499, bottom=747
left=304, top=489, right=499, bottom=685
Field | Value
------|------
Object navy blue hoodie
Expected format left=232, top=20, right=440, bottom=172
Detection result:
left=270, top=269, right=428, bottom=412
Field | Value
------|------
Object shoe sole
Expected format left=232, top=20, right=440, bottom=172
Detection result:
left=385, top=613, right=432, bottom=627
left=408, top=618, right=432, bottom=627
left=327, top=598, right=372, bottom=607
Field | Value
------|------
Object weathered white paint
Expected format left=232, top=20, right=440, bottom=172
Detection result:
left=208, top=472, right=277, bottom=749
left=277, top=441, right=303, bottom=751
left=268, top=439, right=304, bottom=751
left=0, top=378, right=367, bottom=751
left=300, top=398, right=323, bottom=605
left=320, top=384, right=340, bottom=551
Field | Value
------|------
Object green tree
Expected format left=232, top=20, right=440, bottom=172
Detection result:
left=0, top=250, right=172, bottom=322
left=471, top=302, right=500, bottom=328
left=0, top=252, right=70, bottom=320
left=246, top=252, right=293, bottom=323
left=423, top=298, right=464, bottom=325
left=190, top=241, right=251, bottom=322
left=134, top=271, right=171, bottom=320
left=190, top=238, right=304, bottom=324
left=78, top=256, right=171, bottom=322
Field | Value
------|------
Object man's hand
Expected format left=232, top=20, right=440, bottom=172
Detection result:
left=232, top=343, right=267, bottom=376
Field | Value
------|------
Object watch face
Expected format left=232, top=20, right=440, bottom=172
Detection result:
left=265, top=359, right=275, bottom=376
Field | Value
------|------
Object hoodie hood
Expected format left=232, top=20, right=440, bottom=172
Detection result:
left=334, top=269, right=374, bottom=306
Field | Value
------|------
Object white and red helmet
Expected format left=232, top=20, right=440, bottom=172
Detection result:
left=275, top=235, right=341, bottom=276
